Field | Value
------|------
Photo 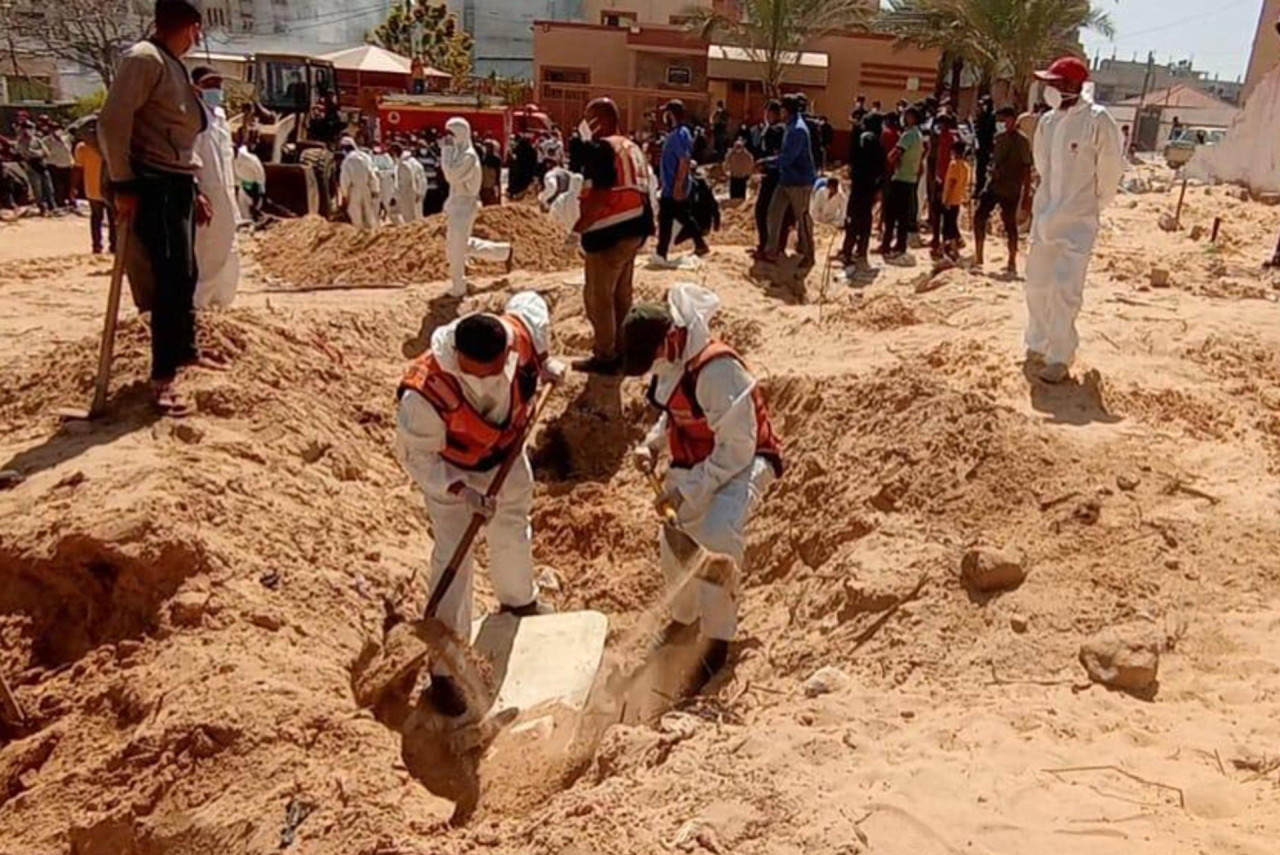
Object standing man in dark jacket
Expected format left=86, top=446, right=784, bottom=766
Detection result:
left=974, top=106, right=1033, bottom=276
left=838, top=111, right=884, bottom=271
left=759, top=94, right=817, bottom=277
left=99, top=0, right=214, bottom=416
left=973, top=95, right=997, bottom=197
left=753, top=100, right=787, bottom=254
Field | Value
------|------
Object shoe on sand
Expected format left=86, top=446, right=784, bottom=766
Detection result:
left=1025, top=348, right=1045, bottom=364
left=1039, top=362, right=1070, bottom=384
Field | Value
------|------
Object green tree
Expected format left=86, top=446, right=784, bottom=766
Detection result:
left=367, top=0, right=474, bottom=86
left=684, top=0, right=872, bottom=98
left=0, top=0, right=151, bottom=88
left=878, top=0, right=1114, bottom=107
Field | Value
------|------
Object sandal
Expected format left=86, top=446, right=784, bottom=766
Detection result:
left=153, top=382, right=195, bottom=418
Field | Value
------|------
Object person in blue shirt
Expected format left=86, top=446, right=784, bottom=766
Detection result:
left=653, top=99, right=710, bottom=266
left=759, top=94, right=816, bottom=279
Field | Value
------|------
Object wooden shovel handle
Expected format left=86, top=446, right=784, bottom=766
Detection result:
left=424, top=383, right=555, bottom=619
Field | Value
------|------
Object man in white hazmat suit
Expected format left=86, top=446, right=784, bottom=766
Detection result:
left=372, top=145, right=398, bottom=224
left=1025, top=56, right=1124, bottom=384
left=390, top=142, right=426, bottom=224
left=548, top=172, right=583, bottom=234
left=809, top=176, right=847, bottom=227
left=441, top=117, right=514, bottom=297
left=191, top=67, right=240, bottom=309
left=621, top=283, right=785, bottom=692
left=339, top=137, right=379, bottom=230
left=394, top=292, right=566, bottom=717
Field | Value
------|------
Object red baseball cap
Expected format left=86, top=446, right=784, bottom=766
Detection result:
left=1035, top=56, right=1090, bottom=86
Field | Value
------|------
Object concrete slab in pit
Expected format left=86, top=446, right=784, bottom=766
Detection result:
left=471, top=610, right=608, bottom=713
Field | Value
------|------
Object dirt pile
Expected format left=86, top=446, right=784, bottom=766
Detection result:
left=255, top=207, right=578, bottom=288
left=716, top=200, right=843, bottom=248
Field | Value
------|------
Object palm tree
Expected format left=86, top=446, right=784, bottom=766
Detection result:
left=685, top=0, right=872, bottom=98
left=879, top=0, right=1114, bottom=107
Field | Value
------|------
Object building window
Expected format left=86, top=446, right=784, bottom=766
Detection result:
left=4, top=75, right=54, bottom=102
left=666, top=66, right=693, bottom=86
left=669, top=15, right=696, bottom=27
left=542, top=67, right=590, bottom=85
left=601, top=10, right=637, bottom=27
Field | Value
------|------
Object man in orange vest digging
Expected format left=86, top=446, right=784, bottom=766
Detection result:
left=622, top=283, right=784, bottom=690
left=395, top=292, right=565, bottom=717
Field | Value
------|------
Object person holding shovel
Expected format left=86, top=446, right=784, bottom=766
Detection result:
left=394, top=292, right=565, bottom=718
left=621, top=283, right=784, bottom=692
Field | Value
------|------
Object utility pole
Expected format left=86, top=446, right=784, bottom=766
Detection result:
left=1132, top=51, right=1154, bottom=155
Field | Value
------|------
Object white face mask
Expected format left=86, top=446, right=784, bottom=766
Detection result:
left=1044, top=86, right=1064, bottom=110
left=578, top=119, right=594, bottom=141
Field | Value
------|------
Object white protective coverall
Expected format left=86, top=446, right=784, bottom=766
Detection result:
left=193, top=101, right=241, bottom=309
left=640, top=283, right=777, bottom=642
left=233, top=144, right=266, bottom=223
left=548, top=172, right=583, bottom=233
left=340, top=148, right=379, bottom=230
left=394, top=292, right=550, bottom=669
left=441, top=117, right=512, bottom=297
left=373, top=149, right=398, bottom=223
left=809, top=178, right=848, bottom=227
left=1024, top=95, right=1124, bottom=366
left=537, top=166, right=572, bottom=210
left=394, top=153, right=427, bottom=224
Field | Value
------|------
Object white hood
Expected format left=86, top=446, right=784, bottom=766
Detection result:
left=446, top=116, right=473, bottom=148
left=651, top=282, right=721, bottom=401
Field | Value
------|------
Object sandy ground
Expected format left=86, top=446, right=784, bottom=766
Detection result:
left=3, top=175, right=1280, bottom=855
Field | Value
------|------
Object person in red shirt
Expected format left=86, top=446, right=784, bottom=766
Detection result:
left=879, top=112, right=901, bottom=243
left=928, top=113, right=957, bottom=252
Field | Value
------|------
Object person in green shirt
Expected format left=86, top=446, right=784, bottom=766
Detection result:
left=878, top=106, right=923, bottom=258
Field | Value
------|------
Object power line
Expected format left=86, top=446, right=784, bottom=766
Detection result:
left=1103, top=0, right=1256, bottom=45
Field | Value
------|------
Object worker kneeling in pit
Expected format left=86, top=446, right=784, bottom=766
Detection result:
left=394, top=292, right=565, bottom=717
left=622, top=283, right=784, bottom=688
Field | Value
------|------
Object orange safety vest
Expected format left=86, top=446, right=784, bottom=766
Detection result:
left=578, top=135, right=650, bottom=235
left=648, top=340, right=784, bottom=477
left=398, top=314, right=542, bottom=472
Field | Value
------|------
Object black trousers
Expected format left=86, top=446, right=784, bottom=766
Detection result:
left=906, top=179, right=920, bottom=236
left=657, top=196, right=707, bottom=258
left=754, top=172, right=793, bottom=252
left=729, top=176, right=748, bottom=199
left=974, top=148, right=992, bottom=197
left=879, top=181, right=915, bottom=254
left=135, top=173, right=198, bottom=382
left=841, top=185, right=877, bottom=260
left=89, top=199, right=117, bottom=253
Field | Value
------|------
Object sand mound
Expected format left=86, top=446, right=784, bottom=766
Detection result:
left=717, top=201, right=842, bottom=248
left=256, top=207, right=577, bottom=288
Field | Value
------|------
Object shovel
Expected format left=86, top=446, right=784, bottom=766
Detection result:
left=362, top=384, right=556, bottom=723
left=644, top=470, right=739, bottom=593
left=59, top=225, right=131, bottom=421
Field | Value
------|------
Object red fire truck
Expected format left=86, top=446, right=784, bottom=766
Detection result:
left=377, top=96, right=552, bottom=156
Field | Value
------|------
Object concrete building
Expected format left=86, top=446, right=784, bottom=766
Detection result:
left=441, top=1, right=580, bottom=78
left=201, top=0, right=396, bottom=45
left=533, top=16, right=937, bottom=148
left=1245, top=0, right=1280, bottom=103
left=1091, top=56, right=1244, bottom=106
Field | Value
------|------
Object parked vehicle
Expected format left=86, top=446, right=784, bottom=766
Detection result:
left=377, top=96, right=552, bottom=156
left=1165, top=127, right=1227, bottom=168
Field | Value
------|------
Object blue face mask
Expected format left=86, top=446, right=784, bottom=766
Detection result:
left=201, top=88, right=223, bottom=108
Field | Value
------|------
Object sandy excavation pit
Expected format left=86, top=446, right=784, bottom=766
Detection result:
left=3, top=175, right=1280, bottom=853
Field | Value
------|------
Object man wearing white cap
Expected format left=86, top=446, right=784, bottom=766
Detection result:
left=1024, top=56, right=1124, bottom=384
left=339, top=136, right=379, bottom=230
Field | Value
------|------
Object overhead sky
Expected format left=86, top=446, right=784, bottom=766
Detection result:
left=1079, top=0, right=1265, bottom=82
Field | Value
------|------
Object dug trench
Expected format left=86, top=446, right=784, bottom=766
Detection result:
left=2, top=251, right=1278, bottom=853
